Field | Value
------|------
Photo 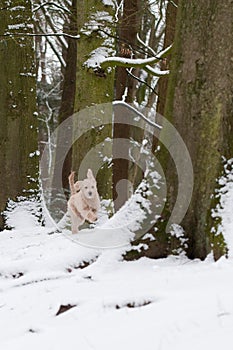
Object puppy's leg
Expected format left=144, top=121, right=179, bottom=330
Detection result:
left=87, top=211, right=97, bottom=223
left=69, top=209, right=79, bottom=234
left=68, top=206, right=84, bottom=234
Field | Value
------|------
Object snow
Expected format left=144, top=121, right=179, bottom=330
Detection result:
left=102, top=0, right=116, bottom=6
left=29, top=150, right=40, bottom=158
left=212, top=158, right=233, bottom=257
left=85, top=46, right=114, bottom=69
left=81, top=9, right=115, bottom=70
left=1, top=221, right=233, bottom=350
left=1, top=176, right=233, bottom=349
left=20, top=72, right=36, bottom=77
left=102, top=55, right=162, bottom=66
left=10, top=6, right=25, bottom=12
left=142, top=233, right=156, bottom=241
left=145, top=65, right=170, bottom=76
left=8, top=24, right=26, bottom=30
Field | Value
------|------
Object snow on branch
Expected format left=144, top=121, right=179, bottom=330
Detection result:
left=168, top=0, right=178, bottom=8
left=144, top=65, right=169, bottom=77
left=1, top=32, right=80, bottom=40
left=136, top=33, right=157, bottom=57
left=101, top=56, right=160, bottom=69
left=100, top=44, right=172, bottom=77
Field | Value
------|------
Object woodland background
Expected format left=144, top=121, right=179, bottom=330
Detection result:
left=0, top=0, right=233, bottom=261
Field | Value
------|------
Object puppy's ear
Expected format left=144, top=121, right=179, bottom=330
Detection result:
left=74, top=180, right=82, bottom=192
left=87, top=169, right=96, bottom=181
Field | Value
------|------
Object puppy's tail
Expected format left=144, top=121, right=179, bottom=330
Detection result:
left=68, top=171, right=76, bottom=196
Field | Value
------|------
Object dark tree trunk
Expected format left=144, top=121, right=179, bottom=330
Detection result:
left=156, top=0, right=178, bottom=118
left=135, top=0, right=178, bottom=259
left=52, top=0, right=77, bottom=198
left=113, top=0, right=140, bottom=210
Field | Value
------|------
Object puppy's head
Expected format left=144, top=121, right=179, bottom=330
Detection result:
left=79, top=169, right=97, bottom=199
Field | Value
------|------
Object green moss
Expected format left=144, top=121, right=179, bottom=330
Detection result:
left=0, top=1, right=39, bottom=229
left=150, top=0, right=230, bottom=260
left=206, top=163, right=228, bottom=261
left=210, top=231, right=228, bottom=261
left=73, top=0, right=115, bottom=198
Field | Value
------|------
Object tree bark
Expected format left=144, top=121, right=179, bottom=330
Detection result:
left=0, top=0, right=38, bottom=229
left=161, top=0, right=233, bottom=259
left=156, top=0, right=178, bottom=118
left=113, top=0, right=141, bottom=210
left=73, top=0, right=115, bottom=199
left=135, top=0, right=178, bottom=259
left=52, top=0, right=77, bottom=198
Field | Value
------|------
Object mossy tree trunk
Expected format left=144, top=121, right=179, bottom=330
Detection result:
left=72, top=0, right=115, bottom=199
left=0, top=0, right=38, bottom=229
left=159, top=0, right=233, bottom=260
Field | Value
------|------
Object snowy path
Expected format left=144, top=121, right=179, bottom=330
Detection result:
left=1, top=218, right=233, bottom=350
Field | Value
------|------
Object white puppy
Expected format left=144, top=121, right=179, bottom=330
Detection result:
left=68, top=169, right=100, bottom=234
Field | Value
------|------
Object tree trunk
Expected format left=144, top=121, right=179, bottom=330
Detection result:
left=73, top=0, right=115, bottom=199
left=133, top=0, right=178, bottom=259
left=52, top=0, right=77, bottom=199
left=0, top=0, right=38, bottom=229
left=156, top=0, right=178, bottom=118
left=161, top=0, right=233, bottom=259
left=113, top=0, right=140, bottom=210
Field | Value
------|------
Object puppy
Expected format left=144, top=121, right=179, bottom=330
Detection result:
left=68, top=169, right=100, bottom=234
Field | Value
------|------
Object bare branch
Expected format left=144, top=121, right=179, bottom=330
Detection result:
left=33, top=2, right=71, bottom=13
left=34, top=1, right=68, bottom=49
left=97, top=27, right=158, bottom=59
left=126, top=69, right=158, bottom=95
left=137, top=33, right=157, bottom=57
left=35, top=23, right=66, bottom=67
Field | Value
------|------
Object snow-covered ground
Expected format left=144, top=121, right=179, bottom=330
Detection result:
left=1, top=189, right=233, bottom=350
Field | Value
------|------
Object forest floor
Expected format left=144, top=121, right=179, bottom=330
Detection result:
left=1, top=203, right=233, bottom=350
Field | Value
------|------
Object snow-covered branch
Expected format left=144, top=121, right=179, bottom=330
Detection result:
left=144, top=65, right=169, bottom=77
left=101, top=56, right=161, bottom=69
left=100, top=45, right=172, bottom=76
left=137, top=33, right=157, bottom=57
left=1, top=32, right=80, bottom=40
left=168, top=0, right=178, bottom=8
